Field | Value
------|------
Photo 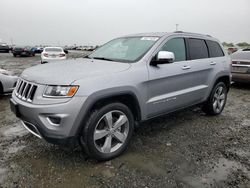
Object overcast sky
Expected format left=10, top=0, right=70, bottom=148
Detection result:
left=0, top=0, right=249, bottom=46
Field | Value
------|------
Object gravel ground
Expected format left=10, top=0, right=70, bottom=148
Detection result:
left=0, top=52, right=249, bottom=188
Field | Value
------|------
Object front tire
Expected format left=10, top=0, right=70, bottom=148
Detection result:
left=80, top=102, right=134, bottom=161
left=202, top=82, right=227, bottom=115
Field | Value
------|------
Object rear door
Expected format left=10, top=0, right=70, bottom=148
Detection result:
left=185, top=38, right=219, bottom=100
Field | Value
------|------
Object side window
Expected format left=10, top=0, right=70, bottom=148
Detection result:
left=206, top=40, right=225, bottom=57
left=188, top=38, right=209, bottom=60
left=161, top=38, right=186, bottom=62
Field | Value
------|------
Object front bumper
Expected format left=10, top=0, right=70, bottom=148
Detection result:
left=10, top=94, right=87, bottom=146
left=232, top=73, right=250, bottom=83
left=231, top=65, right=250, bottom=83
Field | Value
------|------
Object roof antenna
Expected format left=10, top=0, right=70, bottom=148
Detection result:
left=175, top=24, right=179, bottom=31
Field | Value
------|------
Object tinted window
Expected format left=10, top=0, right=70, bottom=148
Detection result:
left=206, top=40, right=224, bottom=57
left=188, top=39, right=209, bottom=60
left=45, top=48, right=63, bottom=52
left=161, top=38, right=186, bottom=62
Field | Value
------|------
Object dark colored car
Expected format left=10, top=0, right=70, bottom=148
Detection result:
left=0, top=43, right=11, bottom=53
left=12, top=46, right=35, bottom=57
left=32, top=47, right=44, bottom=54
left=231, top=49, right=250, bottom=83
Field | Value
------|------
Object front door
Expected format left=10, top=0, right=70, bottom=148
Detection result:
left=146, top=37, right=210, bottom=118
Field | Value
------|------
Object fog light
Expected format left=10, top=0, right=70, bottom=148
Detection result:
left=47, top=116, right=61, bottom=126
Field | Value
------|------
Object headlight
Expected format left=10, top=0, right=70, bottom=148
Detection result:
left=43, top=85, right=78, bottom=98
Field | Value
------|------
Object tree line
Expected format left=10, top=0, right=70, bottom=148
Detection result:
left=222, top=42, right=250, bottom=47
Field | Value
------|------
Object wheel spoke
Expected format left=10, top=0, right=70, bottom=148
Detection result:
left=94, top=130, right=109, bottom=140
left=113, top=131, right=126, bottom=143
left=213, top=100, right=218, bottom=110
left=217, top=100, right=222, bottom=110
left=218, top=87, right=223, bottom=95
left=214, top=93, right=219, bottom=100
left=113, top=115, right=128, bottom=130
left=219, top=93, right=225, bottom=100
left=104, top=112, right=113, bottom=129
left=102, top=136, right=112, bottom=153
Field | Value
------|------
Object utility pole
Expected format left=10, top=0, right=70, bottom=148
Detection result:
left=175, top=24, right=179, bottom=31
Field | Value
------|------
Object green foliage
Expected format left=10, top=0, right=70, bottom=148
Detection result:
left=222, top=42, right=234, bottom=47
left=236, top=42, right=250, bottom=47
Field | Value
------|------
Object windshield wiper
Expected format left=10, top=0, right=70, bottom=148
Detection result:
left=91, top=57, right=114, bottom=61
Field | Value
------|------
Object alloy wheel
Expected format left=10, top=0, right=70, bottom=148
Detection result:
left=212, top=86, right=226, bottom=113
left=93, top=110, right=129, bottom=153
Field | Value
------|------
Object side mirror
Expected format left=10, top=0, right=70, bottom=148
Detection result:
left=151, top=51, right=175, bottom=66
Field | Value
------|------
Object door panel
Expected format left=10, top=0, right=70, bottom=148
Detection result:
left=147, top=60, right=209, bottom=117
left=146, top=37, right=215, bottom=118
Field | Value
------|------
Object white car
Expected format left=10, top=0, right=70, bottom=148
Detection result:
left=41, top=47, right=66, bottom=64
left=0, top=69, right=18, bottom=95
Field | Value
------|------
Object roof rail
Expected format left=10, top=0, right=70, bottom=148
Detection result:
left=174, top=31, right=183, bottom=33
left=173, top=31, right=212, bottom=37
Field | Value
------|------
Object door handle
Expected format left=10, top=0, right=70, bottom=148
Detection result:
left=210, top=61, right=216, bottom=65
left=182, top=65, right=191, bottom=70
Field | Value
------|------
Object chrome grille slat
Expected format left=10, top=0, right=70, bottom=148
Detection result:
left=21, top=83, right=27, bottom=99
left=14, top=79, right=37, bottom=103
left=18, top=81, right=25, bottom=98
left=15, top=79, right=21, bottom=95
left=17, top=80, right=23, bottom=94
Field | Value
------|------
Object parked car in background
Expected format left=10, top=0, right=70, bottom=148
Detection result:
left=41, top=47, right=66, bottom=63
left=0, top=42, right=11, bottom=53
left=63, top=48, right=68, bottom=54
left=227, top=47, right=238, bottom=54
left=231, top=49, right=250, bottom=83
left=0, top=68, right=18, bottom=95
left=34, top=47, right=44, bottom=53
left=10, top=32, right=231, bottom=161
left=12, top=46, right=35, bottom=57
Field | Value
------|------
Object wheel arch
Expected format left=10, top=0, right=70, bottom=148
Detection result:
left=74, top=91, right=142, bottom=136
left=214, top=75, right=231, bottom=92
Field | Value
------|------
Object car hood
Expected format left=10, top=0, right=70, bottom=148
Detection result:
left=20, top=58, right=131, bottom=85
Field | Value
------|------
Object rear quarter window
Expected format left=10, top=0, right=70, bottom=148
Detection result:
left=188, top=38, right=209, bottom=60
left=206, top=40, right=224, bottom=57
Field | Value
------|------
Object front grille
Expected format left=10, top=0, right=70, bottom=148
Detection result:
left=14, top=79, right=38, bottom=102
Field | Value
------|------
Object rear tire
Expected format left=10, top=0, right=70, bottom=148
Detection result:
left=80, top=102, right=134, bottom=161
left=202, top=82, right=227, bottom=115
left=13, top=54, right=16, bottom=57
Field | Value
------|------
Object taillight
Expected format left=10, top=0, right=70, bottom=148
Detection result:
left=43, top=53, right=49, bottom=57
left=59, top=53, right=65, bottom=57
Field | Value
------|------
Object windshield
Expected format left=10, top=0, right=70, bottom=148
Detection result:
left=88, top=36, right=159, bottom=63
left=45, top=48, right=63, bottom=52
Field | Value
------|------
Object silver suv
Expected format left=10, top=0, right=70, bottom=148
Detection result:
left=10, top=32, right=231, bottom=160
